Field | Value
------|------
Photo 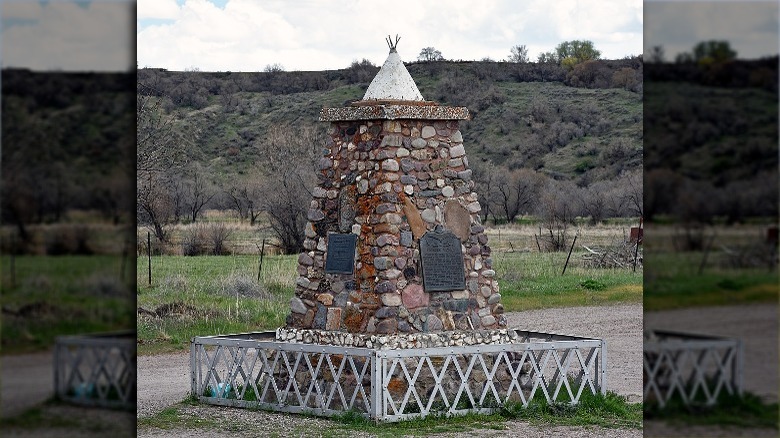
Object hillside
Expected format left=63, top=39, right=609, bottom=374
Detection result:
left=2, top=70, right=135, bottom=230
left=138, top=59, right=643, bottom=188
left=643, top=60, right=779, bottom=222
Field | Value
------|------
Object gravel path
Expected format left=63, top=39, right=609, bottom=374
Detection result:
left=644, top=303, right=778, bottom=437
left=644, top=303, right=778, bottom=403
left=1, top=350, right=54, bottom=419
left=138, top=304, right=643, bottom=437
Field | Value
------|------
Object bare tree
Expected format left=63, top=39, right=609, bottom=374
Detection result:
left=418, top=47, right=444, bottom=62
left=264, top=63, right=285, bottom=73
left=137, top=80, right=187, bottom=242
left=225, top=176, right=264, bottom=225
left=508, top=45, right=529, bottom=63
left=494, top=169, right=544, bottom=223
left=183, top=163, right=216, bottom=223
left=537, top=180, right=578, bottom=251
left=256, top=124, right=322, bottom=254
left=578, top=181, right=607, bottom=225
left=137, top=82, right=184, bottom=174
left=137, top=172, right=175, bottom=242
left=619, top=169, right=643, bottom=217
left=470, top=160, right=499, bottom=223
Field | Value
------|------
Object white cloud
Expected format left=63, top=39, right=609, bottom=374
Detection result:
left=137, top=0, right=644, bottom=71
left=2, top=1, right=133, bottom=71
left=137, top=0, right=180, bottom=20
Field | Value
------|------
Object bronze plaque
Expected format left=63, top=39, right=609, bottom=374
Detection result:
left=420, top=227, right=465, bottom=292
left=325, top=233, right=357, bottom=274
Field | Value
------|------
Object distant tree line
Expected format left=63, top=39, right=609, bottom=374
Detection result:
left=644, top=42, right=778, bottom=224
left=2, top=70, right=135, bottom=246
left=471, top=163, right=642, bottom=226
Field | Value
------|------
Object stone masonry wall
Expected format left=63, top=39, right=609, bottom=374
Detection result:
left=286, top=116, right=505, bottom=334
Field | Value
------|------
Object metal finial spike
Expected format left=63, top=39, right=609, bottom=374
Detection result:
left=386, top=34, right=400, bottom=52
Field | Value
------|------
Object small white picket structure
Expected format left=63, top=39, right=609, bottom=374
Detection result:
left=191, top=330, right=607, bottom=422
left=644, top=329, right=742, bottom=408
left=54, top=331, right=136, bottom=409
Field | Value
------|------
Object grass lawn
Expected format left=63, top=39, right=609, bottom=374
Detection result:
left=136, top=254, right=296, bottom=354
left=644, top=251, right=778, bottom=310
left=495, top=251, right=642, bottom=311
left=136, top=245, right=642, bottom=355
left=1, top=254, right=134, bottom=354
left=137, top=391, right=641, bottom=436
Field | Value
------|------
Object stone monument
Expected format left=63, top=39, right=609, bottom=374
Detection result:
left=286, top=37, right=505, bottom=336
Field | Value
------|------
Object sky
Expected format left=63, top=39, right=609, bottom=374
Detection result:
left=645, top=0, right=779, bottom=61
left=1, top=0, right=134, bottom=72
left=136, top=0, right=644, bottom=72
left=1, top=1, right=776, bottom=72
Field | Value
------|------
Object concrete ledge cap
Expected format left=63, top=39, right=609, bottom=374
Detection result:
left=319, top=104, right=470, bottom=122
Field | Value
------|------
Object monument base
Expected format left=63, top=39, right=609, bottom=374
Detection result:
left=191, top=329, right=606, bottom=422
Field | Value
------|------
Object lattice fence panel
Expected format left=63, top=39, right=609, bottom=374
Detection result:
left=192, top=331, right=606, bottom=422
left=54, top=332, right=136, bottom=409
left=193, top=338, right=375, bottom=417
left=376, top=340, right=604, bottom=421
left=644, top=330, right=742, bottom=408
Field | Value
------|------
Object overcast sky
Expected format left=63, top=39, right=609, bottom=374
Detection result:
left=136, top=0, right=644, bottom=72
left=1, top=1, right=776, bottom=72
left=645, top=0, right=778, bottom=61
left=1, top=0, right=134, bottom=72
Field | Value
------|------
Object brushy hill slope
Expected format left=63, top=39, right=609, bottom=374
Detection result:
left=138, top=59, right=643, bottom=188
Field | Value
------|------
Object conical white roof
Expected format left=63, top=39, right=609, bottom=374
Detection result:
left=362, top=49, right=424, bottom=101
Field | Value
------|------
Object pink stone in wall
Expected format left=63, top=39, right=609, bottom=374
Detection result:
left=402, top=284, right=428, bottom=309
left=326, top=307, right=342, bottom=330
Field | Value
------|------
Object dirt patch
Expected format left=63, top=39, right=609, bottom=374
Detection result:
left=2, top=302, right=61, bottom=319
left=137, top=302, right=219, bottom=319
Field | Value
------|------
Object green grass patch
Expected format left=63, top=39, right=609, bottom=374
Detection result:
left=137, top=248, right=644, bottom=353
left=644, top=251, right=778, bottom=310
left=645, top=392, right=779, bottom=429
left=0, top=404, right=82, bottom=430
left=137, top=405, right=221, bottom=431
left=0, top=398, right=134, bottom=434
left=136, top=254, right=297, bottom=355
left=148, top=391, right=640, bottom=436
left=1, top=255, right=134, bottom=353
left=326, top=391, right=641, bottom=436
left=495, top=251, right=642, bottom=311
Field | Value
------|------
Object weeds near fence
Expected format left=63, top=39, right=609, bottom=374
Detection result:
left=645, top=391, right=778, bottom=429
left=1, top=255, right=134, bottom=353
left=136, top=254, right=296, bottom=354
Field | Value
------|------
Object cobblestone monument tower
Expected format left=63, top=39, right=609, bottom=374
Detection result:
left=286, top=37, right=505, bottom=335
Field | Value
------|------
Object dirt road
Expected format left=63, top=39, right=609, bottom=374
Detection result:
left=645, top=303, right=778, bottom=403
left=1, top=350, right=54, bottom=418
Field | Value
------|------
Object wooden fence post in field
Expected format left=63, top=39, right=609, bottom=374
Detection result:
left=561, top=234, right=577, bottom=275
left=147, top=232, right=152, bottom=286
left=120, top=230, right=128, bottom=283
left=10, top=233, right=16, bottom=289
left=257, top=239, right=266, bottom=282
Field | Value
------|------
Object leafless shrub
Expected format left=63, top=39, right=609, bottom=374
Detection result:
left=84, top=274, right=128, bottom=296
left=208, top=223, right=233, bottom=255
left=44, top=225, right=93, bottom=255
left=181, top=223, right=208, bottom=256
left=221, top=274, right=270, bottom=299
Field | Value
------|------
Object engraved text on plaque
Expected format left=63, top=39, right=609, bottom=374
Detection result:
left=419, top=227, right=465, bottom=292
left=325, top=233, right=357, bottom=274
